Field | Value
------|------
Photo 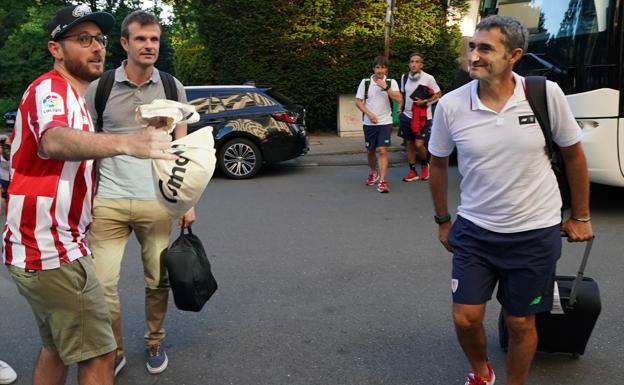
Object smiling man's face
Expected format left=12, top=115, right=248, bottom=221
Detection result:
left=468, top=27, right=518, bottom=82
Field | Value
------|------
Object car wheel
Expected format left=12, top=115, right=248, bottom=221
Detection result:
left=218, top=138, right=263, bottom=179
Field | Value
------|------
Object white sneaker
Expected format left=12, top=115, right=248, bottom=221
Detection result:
left=0, top=360, right=17, bottom=384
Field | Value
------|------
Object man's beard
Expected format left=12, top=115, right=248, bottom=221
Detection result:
left=63, top=49, right=103, bottom=82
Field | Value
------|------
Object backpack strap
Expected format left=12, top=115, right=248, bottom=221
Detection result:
left=525, top=76, right=554, bottom=157
left=525, top=75, right=571, bottom=211
left=159, top=70, right=179, bottom=101
left=400, top=73, right=407, bottom=101
left=94, top=69, right=116, bottom=132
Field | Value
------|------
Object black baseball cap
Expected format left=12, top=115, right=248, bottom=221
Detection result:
left=47, top=4, right=115, bottom=41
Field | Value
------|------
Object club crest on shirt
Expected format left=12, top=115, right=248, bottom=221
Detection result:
left=518, top=115, right=536, bottom=125
left=41, top=93, right=64, bottom=116
left=451, top=278, right=459, bottom=293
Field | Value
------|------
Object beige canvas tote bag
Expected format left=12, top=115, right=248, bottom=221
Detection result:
left=151, top=127, right=216, bottom=218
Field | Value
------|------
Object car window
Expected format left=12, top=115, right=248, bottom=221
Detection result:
left=214, top=92, right=275, bottom=111
left=188, top=97, right=210, bottom=113
left=187, top=90, right=276, bottom=114
left=188, top=96, right=226, bottom=114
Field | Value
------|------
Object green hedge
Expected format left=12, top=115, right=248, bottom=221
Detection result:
left=182, top=0, right=466, bottom=132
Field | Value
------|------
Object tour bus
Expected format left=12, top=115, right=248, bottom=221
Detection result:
left=477, top=0, right=624, bottom=186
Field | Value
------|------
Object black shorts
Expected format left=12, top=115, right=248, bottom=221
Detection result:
left=398, top=113, right=430, bottom=141
left=363, top=124, right=392, bottom=151
left=448, top=215, right=561, bottom=316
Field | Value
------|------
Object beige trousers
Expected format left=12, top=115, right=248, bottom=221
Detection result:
left=89, top=197, right=171, bottom=358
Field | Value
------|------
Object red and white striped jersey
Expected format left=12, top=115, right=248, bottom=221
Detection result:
left=2, top=70, right=95, bottom=270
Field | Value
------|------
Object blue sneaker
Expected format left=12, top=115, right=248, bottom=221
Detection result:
left=146, top=344, right=168, bottom=374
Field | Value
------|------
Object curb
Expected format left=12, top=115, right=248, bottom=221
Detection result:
left=309, top=146, right=404, bottom=156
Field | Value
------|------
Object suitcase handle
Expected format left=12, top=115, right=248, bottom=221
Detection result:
left=560, top=233, right=594, bottom=308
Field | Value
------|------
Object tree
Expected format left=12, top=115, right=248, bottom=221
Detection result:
left=0, top=4, right=59, bottom=115
left=185, top=0, right=469, bottom=131
left=0, top=0, right=29, bottom=50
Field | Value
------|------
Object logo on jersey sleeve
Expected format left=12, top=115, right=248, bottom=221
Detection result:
left=451, top=279, right=459, bottom=293
left=41, top=93, right=65, bottom=116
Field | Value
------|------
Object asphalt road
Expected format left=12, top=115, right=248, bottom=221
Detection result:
left=1, top=161, right=623, bottom=385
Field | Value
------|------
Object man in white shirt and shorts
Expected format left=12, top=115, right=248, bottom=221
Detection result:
left=428, top=15, right=593, bottom=385
left=355, top=55, right=402, bottom=193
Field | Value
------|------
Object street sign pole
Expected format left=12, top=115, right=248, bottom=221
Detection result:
left=384, top=0, right=395, bottom=60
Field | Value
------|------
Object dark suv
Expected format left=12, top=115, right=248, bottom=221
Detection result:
left=185, top=85, right=308, bottom=179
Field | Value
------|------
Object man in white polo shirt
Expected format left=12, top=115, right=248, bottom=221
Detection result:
left=428, top=15, right=593, bottom=385
left=397, top=52, right=441, bottom=182
left=355, top=55, right=402, bottom=193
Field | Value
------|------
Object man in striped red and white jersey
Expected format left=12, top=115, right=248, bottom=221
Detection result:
left=2, top=5, right=177, bottom=385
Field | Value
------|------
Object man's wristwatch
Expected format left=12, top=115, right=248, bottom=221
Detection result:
left=383, top=84, right=390, bottom=91
left=434, top=214, right=452, bottom=225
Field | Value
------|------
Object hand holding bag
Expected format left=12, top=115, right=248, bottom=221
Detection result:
left=165, top=226, right=218, bottom=312
left=136, top=99, right=200, bottom=134
left=152, top=127, right=216, bottom=219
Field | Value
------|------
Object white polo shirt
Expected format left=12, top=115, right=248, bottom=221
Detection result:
left=429, top=72, right=582, bottom=233
left=356, top=76, right=399, bottom=126
left=400, top=71, right=440, bottom=120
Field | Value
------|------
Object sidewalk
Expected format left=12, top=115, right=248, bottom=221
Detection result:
left=289, top=129, right=407, bottom=167
left=306, top=129, right=403, bottom=156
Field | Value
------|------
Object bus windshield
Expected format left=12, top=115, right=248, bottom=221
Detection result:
left=480, top=0, right=617, bottom=94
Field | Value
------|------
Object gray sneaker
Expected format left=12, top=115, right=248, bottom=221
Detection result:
left=113, top=355, right=126, bottom=377
left=146, top=345, right=168, bottom=374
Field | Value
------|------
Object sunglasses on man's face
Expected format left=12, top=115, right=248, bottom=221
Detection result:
left=60, top=32, right=108, bottom=48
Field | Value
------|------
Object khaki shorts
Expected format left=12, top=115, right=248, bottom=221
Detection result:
left=8, top=256, right=116, bottom=364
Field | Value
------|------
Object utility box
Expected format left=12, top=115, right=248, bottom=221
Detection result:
left=337, top=95, right=399, bottom=137
left=337, top=94, right=363, bottom=138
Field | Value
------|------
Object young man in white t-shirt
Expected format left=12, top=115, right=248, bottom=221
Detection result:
left=428, top=15, right=593, bottom=385
left=355, top=56, right=402, bottom=193
left=397, top=52, right=441, bottom=182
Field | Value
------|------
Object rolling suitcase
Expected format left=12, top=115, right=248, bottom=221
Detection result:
left=498, top=237, right=601, bottom=358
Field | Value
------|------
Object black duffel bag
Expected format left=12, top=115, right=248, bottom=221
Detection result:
left=165, top=226, right=218, bottom=311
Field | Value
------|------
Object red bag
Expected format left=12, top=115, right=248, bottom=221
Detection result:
left=410, top=85, right=432, bottom=135
left=411, top=103, right=428, bottom=135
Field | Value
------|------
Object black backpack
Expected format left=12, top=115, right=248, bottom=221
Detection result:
left=94, top=69, right=178, bottom=132
left=525, top=76, right=571, bottom=211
